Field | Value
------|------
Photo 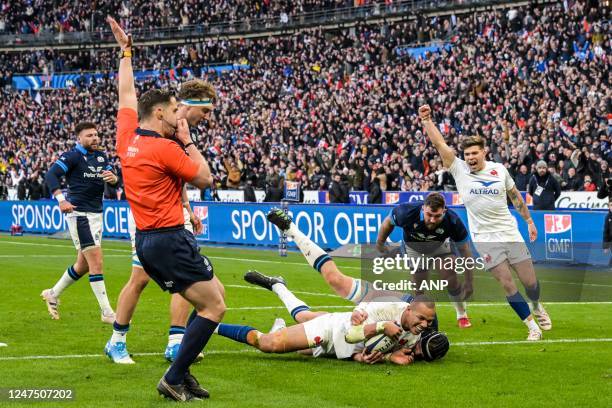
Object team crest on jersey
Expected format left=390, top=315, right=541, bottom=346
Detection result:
left=314, top=336, right=322, bottom=346
left=97, top=156, right=105, bottom=162
left=490, top=169, right=498, bottom=176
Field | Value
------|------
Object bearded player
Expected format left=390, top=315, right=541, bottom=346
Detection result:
left=418, top=105, right=551, bottom=340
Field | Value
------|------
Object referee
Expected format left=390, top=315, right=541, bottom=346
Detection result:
left=108, top=17, right=225, bottom=401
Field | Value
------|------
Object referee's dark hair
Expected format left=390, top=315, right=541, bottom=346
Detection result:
left=74, top=121, right=97, bottom=135
left=137, top=89, right=175, bottom=120
left=423, top=192, right=446, bottom=211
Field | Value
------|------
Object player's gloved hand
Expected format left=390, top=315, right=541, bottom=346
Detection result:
left=101, top=170, right=118, bottom=185
left=527, top=220, right=538, bottom=242
left=362, top=350, right=384, bottom=365
left=383, top=322, right=402, bottom=340
left=176, top=118, right=192, bottom=145
left=351, top=310, right=368, bottom=325
left=59, top=200, right=76, bottom=213
left=388, top=348, right=415, bottom=365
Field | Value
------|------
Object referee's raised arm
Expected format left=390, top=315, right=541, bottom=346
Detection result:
left=107, top=16, right=137, bottom=111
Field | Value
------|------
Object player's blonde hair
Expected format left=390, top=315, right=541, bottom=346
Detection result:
left=178, top=80, right=217, bottom=103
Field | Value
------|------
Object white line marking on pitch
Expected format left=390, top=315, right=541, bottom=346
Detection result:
left=1, top=338, right=611, bottom=361
left=2, top=240, right=612, bottom=288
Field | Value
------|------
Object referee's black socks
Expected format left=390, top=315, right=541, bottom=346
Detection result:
left=164, top=315, right=219, bottom=385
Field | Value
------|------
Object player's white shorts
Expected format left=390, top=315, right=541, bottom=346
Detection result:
left=128, top=208, right=193, bottom=269
left=66, top=211, right=103, bottom=252
left=402, top=240, right=453, bottom=272
left=302, top=312, right=359, bottom=359
left=472, top=229, right=531, bottom=269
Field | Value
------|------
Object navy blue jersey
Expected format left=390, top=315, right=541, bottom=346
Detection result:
left=45, top=144, right=112, bottom=213
left=390, top=203, right=469, bottom=253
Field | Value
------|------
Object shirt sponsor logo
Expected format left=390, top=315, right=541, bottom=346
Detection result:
left=469, top=180, right=500, bottom=195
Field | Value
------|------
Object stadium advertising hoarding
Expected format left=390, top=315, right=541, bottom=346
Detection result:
left=1, top=200, right=609, bottom=266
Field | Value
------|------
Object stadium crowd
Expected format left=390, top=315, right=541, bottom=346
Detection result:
left=0, top=0, right=396, bottom=35
left=0, top=1, right=610, bottom=203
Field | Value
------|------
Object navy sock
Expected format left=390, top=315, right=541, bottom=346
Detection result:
left=506, top=291, right=531, bottom=320
left=217, top=323, right=257, bottom=344
left=525, top=281, right=540, bottom=303
left=165, top=316, right=218, bottom=385
left=169, top=325, right=185, bottom=336
left=186, top=309, right=197, bottom=327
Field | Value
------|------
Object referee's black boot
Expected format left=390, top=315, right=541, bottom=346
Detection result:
left=157, top=376, right=201, bottom=402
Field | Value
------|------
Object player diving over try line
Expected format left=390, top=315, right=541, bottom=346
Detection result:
left=214, top=209, right=450, bottom=365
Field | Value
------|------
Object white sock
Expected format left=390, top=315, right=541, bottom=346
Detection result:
left=453, top=302, right=468, bottom=319
left=272, top=282, right=309, bottom=321
left=524, top=316, right=540, bottom=331
left=51, top=266, right=80, bottom=297
left=89, top=275, right=114, bottom=315
left=110, top=330, right=128, bottom=345
left=168, top=333, right=184, bottom=347
left=345, top=279, right=371, bottom=304
left=287, top=223, right=329, bottom=271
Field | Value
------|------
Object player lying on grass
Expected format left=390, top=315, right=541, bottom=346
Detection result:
left=216, top=282, right=448, bottom=365
left=376, top=192, right=476, bottom=328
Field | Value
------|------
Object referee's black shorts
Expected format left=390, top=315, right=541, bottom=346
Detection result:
left=135, top=225, right=214, bottom=293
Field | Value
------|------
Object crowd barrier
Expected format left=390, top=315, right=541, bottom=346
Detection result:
left=1, top=200, right=609, bottom=266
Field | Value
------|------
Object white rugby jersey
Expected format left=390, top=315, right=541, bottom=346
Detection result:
left=360, top=302, right=421, bottom=349
left=448, top=158, right=518, bottom=234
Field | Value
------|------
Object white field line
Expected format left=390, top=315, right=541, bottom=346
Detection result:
left=1, top=338, right=611, bottom=361
left=1, top=240, right=611, bottom=288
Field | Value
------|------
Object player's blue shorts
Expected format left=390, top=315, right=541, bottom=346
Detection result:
left=135, top=225, right=214, bottom=293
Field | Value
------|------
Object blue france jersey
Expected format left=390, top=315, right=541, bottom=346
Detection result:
left=45, top=144, right=112, bottom=213
left=390, top=203, right=469, bottom=253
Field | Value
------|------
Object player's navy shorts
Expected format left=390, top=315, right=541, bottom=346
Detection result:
left=135, top=225, right=214, bottom=293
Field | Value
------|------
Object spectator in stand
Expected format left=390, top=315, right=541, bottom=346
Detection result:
left=329, top=173, right=349, bottom=204
left=528, top=160, right=561, bottom=210
left=582, top=174, right=597, bottom=192
left=515, top=164, right=532, bottom=192
left=562, top=167, right=583, bottom=192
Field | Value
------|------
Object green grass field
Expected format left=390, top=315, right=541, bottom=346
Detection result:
left=0, top=235, right=611, bottom=407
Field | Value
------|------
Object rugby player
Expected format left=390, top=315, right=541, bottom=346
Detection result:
left=105, top=80, right=218, bottom=365
left=41, top=122, right=118, bottom=323
left=376, top=192, right=476, bottom=328
left=108, top=16, right=225, bottom=401
left=216, top=289, right=448, bottom=365
left=418, top=104, right=551, bottom=340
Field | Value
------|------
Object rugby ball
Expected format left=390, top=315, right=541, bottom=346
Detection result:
left=364, top=334, right=397, bottom=354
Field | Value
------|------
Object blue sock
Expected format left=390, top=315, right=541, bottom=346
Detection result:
left=525, top=281, right=540, bottom=303
left=186, top=309, right=197, bottom=327
left=165, top=316, right=218, bottom=385
left=217, top=323, right=257, bottom=345
left=169, top=326, right=185, bottom=336
left=506, top=291, right=531, bottom=320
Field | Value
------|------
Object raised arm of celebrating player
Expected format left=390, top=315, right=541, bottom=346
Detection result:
left=418, top=105, right=456, bottom=169
left=507, top=186, right=538, bottom=242
left=107, top=16, right=137, bottom=111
